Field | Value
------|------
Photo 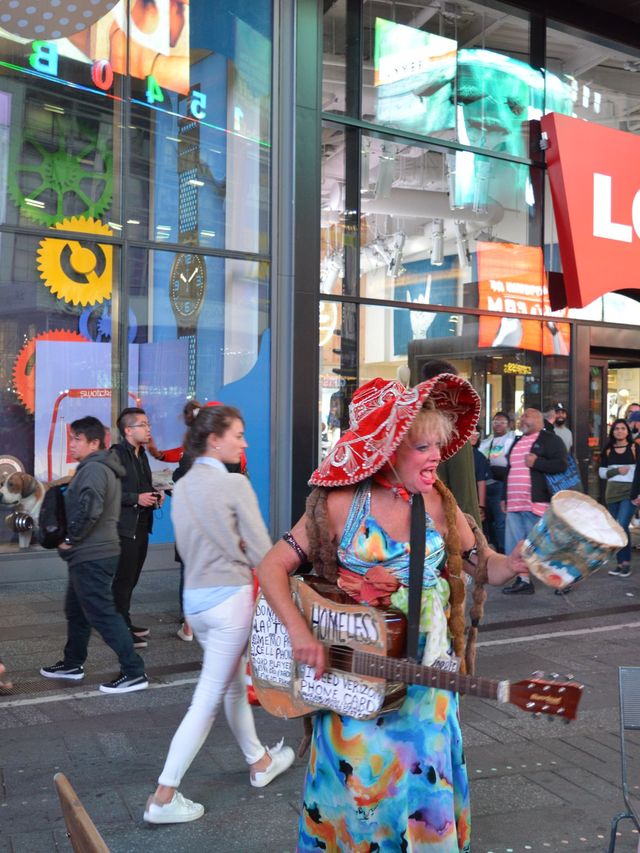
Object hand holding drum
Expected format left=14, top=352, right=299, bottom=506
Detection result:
left=521, top=491, right=627, bottom=590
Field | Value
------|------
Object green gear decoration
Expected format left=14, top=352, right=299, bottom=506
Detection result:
left=8, top=113, right=113, bottom=227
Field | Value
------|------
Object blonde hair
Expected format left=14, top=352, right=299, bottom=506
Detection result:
left=407, top=403, right=454, bottom=446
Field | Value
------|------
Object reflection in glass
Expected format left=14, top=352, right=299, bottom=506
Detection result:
left=321, top=124, right=346, bottom=295
left=547, top=20, right=640, bottom=134
left=358, top=304, right=548, bottom=429
left=359, top=136, right=540, bottom=305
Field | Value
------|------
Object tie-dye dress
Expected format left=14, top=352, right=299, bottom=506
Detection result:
left=298, top=481, right=471, bottom=853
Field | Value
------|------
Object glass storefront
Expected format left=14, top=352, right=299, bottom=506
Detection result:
left=313, top=0, right=640, bottom=484
left=0, top=0, right=272, bottom=552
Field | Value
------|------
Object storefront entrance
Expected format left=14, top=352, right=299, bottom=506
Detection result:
left=587, top=356, right=640, bottom=501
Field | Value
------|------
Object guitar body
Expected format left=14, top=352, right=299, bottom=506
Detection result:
left=250, top=575, right=407, bottom=720
left=250, top=576, right=584, bottom=722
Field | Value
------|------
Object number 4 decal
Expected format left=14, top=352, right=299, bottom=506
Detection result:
left=146, top=75, right=164, bottom=105
left=190, top=90, right=207, bottom=120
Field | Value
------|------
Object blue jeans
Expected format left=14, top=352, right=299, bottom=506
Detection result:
left=607, top=499, right=635, bottom=565
left=63, top=556, right=145, bottom=678
left=505, top=510, right=541, bottom=555
left=485, top=481, right=506, bottom=553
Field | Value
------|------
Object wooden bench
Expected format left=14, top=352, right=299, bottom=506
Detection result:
left=53, top=773, right=110, bottom=853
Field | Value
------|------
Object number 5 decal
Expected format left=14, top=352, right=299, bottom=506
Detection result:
left=190, top=91, right=207, bottom=120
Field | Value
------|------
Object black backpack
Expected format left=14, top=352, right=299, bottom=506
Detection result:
left=38, top=485, right=68, bottom=549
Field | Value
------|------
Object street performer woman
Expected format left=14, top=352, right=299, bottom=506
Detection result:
left=256, top=374, right=529, bottom=852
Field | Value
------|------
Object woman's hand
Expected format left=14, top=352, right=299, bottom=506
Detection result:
left=619, top=466, right=630, bottom=475
left=289, top=624, right=327, bottom=678
left=507, top=540, right=529, bottom=579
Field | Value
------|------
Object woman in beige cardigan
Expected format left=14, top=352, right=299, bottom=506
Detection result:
left=144, top=405, right=294, bottom=824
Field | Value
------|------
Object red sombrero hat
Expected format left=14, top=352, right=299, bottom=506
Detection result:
left=310, top=374, right=480, bottom=488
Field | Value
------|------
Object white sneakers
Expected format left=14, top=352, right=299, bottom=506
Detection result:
left=176, top=624, right=193, bottom=642
left=143, top=740, right=295, bottom=825
left=144, top=791, right=204, bottom=824
left=250, top=739, right=296, bottom=788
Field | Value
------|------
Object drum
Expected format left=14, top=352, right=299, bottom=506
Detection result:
left=522, top=490, right=627, bottom=589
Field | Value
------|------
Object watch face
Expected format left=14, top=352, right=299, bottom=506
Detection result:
left=169, top=254, right=207, bottom=324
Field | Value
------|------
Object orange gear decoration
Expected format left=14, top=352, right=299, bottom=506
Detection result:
left=37, top=217, right=113, bottom=306
left=13, top=330, right=89, bottom=414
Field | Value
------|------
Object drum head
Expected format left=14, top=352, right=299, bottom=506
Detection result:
left=551, top=490, right=627, bottom=549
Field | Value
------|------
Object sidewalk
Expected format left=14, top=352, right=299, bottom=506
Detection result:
left=1, top=561, right=640, bottom=852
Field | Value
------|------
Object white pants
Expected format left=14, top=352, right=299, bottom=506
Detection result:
left=158, top=585, right=266, bottom=787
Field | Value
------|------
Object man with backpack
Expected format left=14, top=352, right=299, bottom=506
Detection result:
left=40, top=417, right=148, bottom=694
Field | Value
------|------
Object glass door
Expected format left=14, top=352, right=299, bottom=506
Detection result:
left=587, top=361, right=607, bottom=502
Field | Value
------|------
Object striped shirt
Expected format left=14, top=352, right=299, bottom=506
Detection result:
left=507, top=432, right=547, bottom=516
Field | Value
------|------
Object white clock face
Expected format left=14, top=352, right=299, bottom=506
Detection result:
left=170, top=254, right=206, bottom=321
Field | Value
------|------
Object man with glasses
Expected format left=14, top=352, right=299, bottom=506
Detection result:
left=112, top=407, right=163, bottom=647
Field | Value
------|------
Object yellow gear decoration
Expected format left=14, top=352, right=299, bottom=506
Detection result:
left=37, top=217, right=113, bottom=306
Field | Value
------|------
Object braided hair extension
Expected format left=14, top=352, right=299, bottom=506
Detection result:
left=305, top=487, right=339, bottom=582
left=433, top=480, right=467, bottom=672
left=461, top=513, right=489, bottom=676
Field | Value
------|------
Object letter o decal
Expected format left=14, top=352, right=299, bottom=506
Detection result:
left=92, top=59, right=113, bottom=91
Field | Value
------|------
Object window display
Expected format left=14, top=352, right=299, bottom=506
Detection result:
left=0, top=0, right=272, bottom=553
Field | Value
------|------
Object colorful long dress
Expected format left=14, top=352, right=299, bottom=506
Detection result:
left=298, top=481, right=471, bottom=853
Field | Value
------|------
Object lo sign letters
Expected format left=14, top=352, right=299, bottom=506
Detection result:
left=542, top=112, right=640, bottom=308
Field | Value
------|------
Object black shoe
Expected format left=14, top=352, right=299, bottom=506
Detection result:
left=99, top=673, right=149, bottom=694
left=502, top=577, right=535, bottom=595
left=130, top=632, right=148, bottom=648
left=554, top=585, right=572, bottom=595
left=40, top=661, right=85, bottom=681
left=130, top=624, right=150, bottom=637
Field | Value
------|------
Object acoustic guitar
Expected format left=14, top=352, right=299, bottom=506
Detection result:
left=249, top=575, right=583, bottom=722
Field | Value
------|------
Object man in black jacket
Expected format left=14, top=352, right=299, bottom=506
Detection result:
left=112, top=407, right=162, bottom=645
left=40, top=417, right=148, bottom=693
left=502, top=408, right=567, bottom=595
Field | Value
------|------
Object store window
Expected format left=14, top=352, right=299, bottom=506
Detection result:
left=364, top=305, right=544, bottom=432
left=125, top=3, right=272, bottom=253
left=321, top=123, right=347, bottom=295
left=317, top=299, right=554, bottom=466
left=0, top=231, right=119, bottom=551
left=546, top=21, right=640, bottom=135
left=0, top=1, right=272, bottom=553
left=318, top=300, right=357, bottom=458
left=128, top=248, right=271, bottom=530
left=359, top=3, right=536, bottom=158
left=358, top=136, right=544, bottom=311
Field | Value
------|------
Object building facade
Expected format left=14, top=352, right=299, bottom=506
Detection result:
left=0, top=0, right=639, bottom=560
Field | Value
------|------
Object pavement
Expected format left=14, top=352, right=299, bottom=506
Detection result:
left=1, top=555, right=640, bottom=852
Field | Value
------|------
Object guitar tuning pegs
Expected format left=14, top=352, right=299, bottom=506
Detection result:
left=549, top=672, right=560, bottom=680
left=565, top=673, right=575, bottom=681
left=531, top=670, right=544, bottom=678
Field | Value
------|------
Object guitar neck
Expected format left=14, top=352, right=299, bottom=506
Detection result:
left=351, top=649, right=509, bottom=703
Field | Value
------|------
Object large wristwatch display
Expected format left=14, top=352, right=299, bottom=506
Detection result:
left=169, top=252, right=206, bottom=335
left=171, top=95, right=205, bottom=338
